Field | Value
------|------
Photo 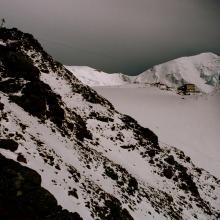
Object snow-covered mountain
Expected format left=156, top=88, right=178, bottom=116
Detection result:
left=134, top=53, right=220, bottom=93
left=66, top=53, right=220, bottom=94
left=0, top=28, right=220, bottom=220
left=65, top=66, right=132, bottom=87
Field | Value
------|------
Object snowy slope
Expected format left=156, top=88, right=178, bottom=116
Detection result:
left=94, top=85, right=220, bottom=179
left=134, top=53, right=220, bottom=93
left=0, top=28, right=220, bottom=220
left=65, top=66, right=132, bottom=86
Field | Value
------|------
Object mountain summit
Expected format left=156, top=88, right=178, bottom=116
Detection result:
left=0, top=28, right=220, bottom=220
left=134, top=52, right=220, bottom=93
left=67, top=53, right=220, bottom=93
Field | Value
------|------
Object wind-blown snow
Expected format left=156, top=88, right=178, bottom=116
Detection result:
left=65, top=66, right=132, bottom=86
left=134, top=52, right=220, bottom=93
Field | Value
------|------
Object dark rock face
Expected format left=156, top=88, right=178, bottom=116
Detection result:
left=68, top=188, right=79, bottom=199
left=93, top=196, right=134, bottom=220
left=163, top=167, right=174, bottom=179
left=104, top=166, right=118, bottom=181
left=0, top=49, right=40, bottom=80
left=121, top=115, right=159, bottom=147
left=0, top=153, right=83, bottom=220
left=10, top=80, right=65, bottom=127
left=71, top=82, right=114, bottom=110
left=17, top=153, right=27, bottom=163
left=0, top=139, right=18, bottom=152
left=0, top=39, right=65, bottom=127
left=127, top=177, right=138, bottom=195
left=164, top=155, right=175, bottom=165
left=0, top=28, right=92, bottom=141
left=0, top=27, right=59, bottom=73
left=0, top=78, right=25, bottom=94
left=0, top=102, right=4, bottom=111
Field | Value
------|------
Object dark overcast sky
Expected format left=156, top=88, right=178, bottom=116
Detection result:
left=1, top=0, right=220, bottom=75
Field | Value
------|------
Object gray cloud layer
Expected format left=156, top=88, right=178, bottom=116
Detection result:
left=1, top=0, right=220, bottom=75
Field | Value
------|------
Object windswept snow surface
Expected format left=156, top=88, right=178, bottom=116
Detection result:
left=134, top=52, right=220, bottom=93
left=94, top=85, right=220, bottom=179
left=65, top=66, right=132, bottom=86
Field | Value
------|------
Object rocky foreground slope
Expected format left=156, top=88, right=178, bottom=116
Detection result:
left=0, top=28, right=220, bottom=220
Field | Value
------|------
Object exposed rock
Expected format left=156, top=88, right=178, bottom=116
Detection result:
left=0, top=102, right=4, bottom=110
left=164, top=155, right=175, bottom=165
left=0, top=139, right=18, bottom=152
left=0, top=153, right=83, bottom=220
left=17, top=153, right=27, bottom=164
left=163, top=167, right=174, bottom=179
left=104, top=166, right=118, bottom=181
left=68, top=188, right=79, bottom=199
left=121, top=114, right=159, bottom=148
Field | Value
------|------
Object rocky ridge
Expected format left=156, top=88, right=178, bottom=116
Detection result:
left=0, top=28, right=220, bottom=220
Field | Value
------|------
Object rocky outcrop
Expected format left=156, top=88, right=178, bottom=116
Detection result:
left=0, top=153, right=83, bottom=220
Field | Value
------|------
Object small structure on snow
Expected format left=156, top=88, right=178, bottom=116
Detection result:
left=178, top=83, right=196, bottom=94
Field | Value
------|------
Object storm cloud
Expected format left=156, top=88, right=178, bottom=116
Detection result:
left=1, top=0, right=220, bottom=75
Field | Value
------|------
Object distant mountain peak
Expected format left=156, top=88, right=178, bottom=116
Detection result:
left=65, top=65, right=133, bottom=87
left=135, top=52, right=220, bottom=93
left=66, top=52, right=220, bottom=93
